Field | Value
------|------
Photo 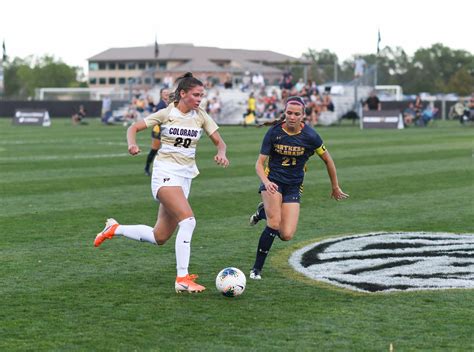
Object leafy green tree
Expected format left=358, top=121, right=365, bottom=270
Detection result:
left=302, top=49, right=339, bottom=83
left=445, top=67, right=474, bottom=95
left=3, top=55, right=85, bottom=98
left=400, top=43, right=473, bottom=94
left=303, top=43, right=473, bottom=95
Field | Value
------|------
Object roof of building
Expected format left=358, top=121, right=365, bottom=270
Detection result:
left=88, top=43, right=305, bottom=64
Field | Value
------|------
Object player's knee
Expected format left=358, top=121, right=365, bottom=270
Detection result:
left=266, top=215, right=281, bottom=229
left=279, top=229, right=295, bottom=241
left=154, top=235, right=168, bottom=245
left=153, top=229, right=169, bottom=245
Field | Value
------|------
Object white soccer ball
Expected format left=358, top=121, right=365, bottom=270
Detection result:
left=215, top=267, right=246, bottom=297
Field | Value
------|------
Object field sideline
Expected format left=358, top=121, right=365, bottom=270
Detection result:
left=0, top=118, right=473, bottom=351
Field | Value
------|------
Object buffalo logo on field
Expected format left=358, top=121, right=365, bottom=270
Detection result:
left=289, top=232, right=474, bottom=293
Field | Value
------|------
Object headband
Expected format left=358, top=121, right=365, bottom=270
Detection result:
left=285, top=96, right=306, bottom=109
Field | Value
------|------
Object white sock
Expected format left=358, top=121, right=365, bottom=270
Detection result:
left=175, top=217, right=196, bottom=277
left=115, top=225, right=157, bottom=245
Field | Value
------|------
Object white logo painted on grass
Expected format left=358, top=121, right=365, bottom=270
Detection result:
left=289, top=232, right=474, bottom=293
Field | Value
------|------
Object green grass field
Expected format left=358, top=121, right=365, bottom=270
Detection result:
left=0, top=118, right=473, bottom=351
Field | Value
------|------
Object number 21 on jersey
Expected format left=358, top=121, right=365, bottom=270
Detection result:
left=281, top=157, right=296, bottom=166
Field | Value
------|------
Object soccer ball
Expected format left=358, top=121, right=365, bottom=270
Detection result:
left=215, top=267, right=246, bottom=297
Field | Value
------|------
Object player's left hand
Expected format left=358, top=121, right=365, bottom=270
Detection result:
left=331, top=187, right=349, bottom=201
left=214, top=154, right=229, bottom=168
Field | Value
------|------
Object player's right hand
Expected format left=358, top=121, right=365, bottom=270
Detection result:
left=128, top=144, right=141, bottom=155
left=264, top=181, right=278, bottom=194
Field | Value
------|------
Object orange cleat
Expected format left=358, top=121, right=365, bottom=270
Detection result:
left=94, top=218, right=119, bottom=247
left=175, top=274, right=206, bottom=293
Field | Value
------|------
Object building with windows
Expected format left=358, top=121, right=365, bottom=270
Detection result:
left=87, top=43, right=308, bottom=88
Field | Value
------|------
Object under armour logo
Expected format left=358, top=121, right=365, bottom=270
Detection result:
left=163, top=178, right=170, bottom=182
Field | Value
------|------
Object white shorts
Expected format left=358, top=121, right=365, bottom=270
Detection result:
left=151, top=168, right=192, bottom=202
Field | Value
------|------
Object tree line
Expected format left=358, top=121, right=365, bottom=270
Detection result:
left=2, top=56, right=86, bottom=99
left=302, top=43, right=473, bottom=96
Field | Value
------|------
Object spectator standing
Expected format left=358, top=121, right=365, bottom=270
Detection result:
left=163, top=74, right=173, bottom=89
left=413, top=95, right=424, bottom=122
left=101, top=95, right=112, bottom=124
left=403, top=102, right=416, bottom=126
left=224, top=73, right=233, bottom=89
left=354, top=56, right=366, bottom=78
left=467, top=93, right=474, bottom=123
left=280, top=71, right=293, bottom=90
left=242, top=71, right=251, bottom=92
left=208, top=96, right=221, bottom=120
left=244, top=92, right=257, bottom=126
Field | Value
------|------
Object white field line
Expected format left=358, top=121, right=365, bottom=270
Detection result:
left=0, top=140, right=126, bottom=146
left=0, top=153, right=129, bottom=162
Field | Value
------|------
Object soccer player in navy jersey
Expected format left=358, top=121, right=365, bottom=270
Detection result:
left=248, top=96, right=349, bottom=279
left=144, top=88, right=170, bottom=176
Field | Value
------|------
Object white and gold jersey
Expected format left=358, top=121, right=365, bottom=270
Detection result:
left=144, top=104, right=218, bottom=178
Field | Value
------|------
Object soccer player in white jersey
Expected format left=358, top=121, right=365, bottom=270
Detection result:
left=94, top=72, right=229, bottom=293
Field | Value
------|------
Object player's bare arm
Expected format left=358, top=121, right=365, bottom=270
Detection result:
left=255, top=154, right=278, bottom=194
left=209, top=131, right=229, bottom=167
left=319, top=150, right=349, bottom=201
left=127, top=120, right=147, bottom=155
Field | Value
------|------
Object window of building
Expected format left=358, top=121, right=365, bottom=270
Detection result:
left=108, top=63, right=116, bottom=70
left=99, top=78, right=106, bottom=85
left=138, top=62, right=146, bottom=69
left=127, top=63, right=136, bottom=70
left=118, top=63, right=126, bottom=70
left=154, top=78, right=161, bottom=84
left=98, top=62, right=106, bottom=70
left=108, top=77, right=116, bottom=84
left=89, top=77, right=97, bottom=84
left=144, top=77, right=151, bottom=85
left=119, top=77, right=126, bottom=84
left=148, top=62, right=156, bottom=69
left=89, top=62, right=98, bottom=71
left=159, top=62, right=167, bottom=70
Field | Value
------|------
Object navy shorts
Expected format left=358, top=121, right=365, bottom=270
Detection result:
left=259, top=180, right=302, bottom=203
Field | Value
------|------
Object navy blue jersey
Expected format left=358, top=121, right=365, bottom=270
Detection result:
left=260, top=122, right=326, bottom=184
left=155, top=99, right=167, bottom=112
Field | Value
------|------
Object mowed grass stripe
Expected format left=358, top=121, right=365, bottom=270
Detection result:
left=1, top=159, right=469, bottom=202
left=0, top=146, right=468, bottom=178
left=1, top=176, right=471, bottom=236
left=0, top=146, right=470, bottom=184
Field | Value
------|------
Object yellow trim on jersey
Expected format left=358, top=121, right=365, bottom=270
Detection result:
left=281, top=122, right=304, bottom=136
left=282, top=127, right=302, bottom=136
left=315, top=144, right=327, bottom=156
